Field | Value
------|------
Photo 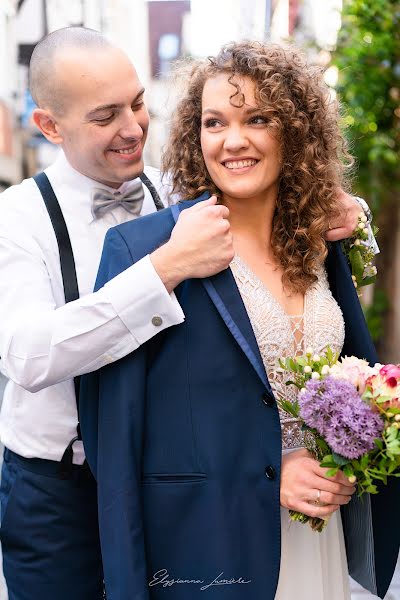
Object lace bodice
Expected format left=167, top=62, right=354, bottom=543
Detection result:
left=230, top=256, right=345, bottom=450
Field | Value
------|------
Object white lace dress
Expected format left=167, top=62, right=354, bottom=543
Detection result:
left=230, top=256, right=351, bottom=600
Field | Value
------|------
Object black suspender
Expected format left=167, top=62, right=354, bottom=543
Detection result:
left=34, top=172, right=82, bottom=474
left=139, top=172, right=165, bottom=210
left=34, top=173, right=80, bottom=304
left=34, top=170, right=163, bottom=473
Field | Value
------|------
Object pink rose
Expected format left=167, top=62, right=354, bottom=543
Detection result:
left=379, top=364, right=400, bottom=387
left=368, top=364, right=400, bottom=408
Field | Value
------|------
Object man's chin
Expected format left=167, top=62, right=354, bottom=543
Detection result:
left=101, top=163, right=145, bottom=188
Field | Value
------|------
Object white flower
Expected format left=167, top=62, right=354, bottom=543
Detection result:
left=351, top=275, right=356, bottom=281
left=321, top=365, right=330, bottom=375
left=306, top=347, right=313, bottom=356
left=395, top=414, right=400, bottom=422
left=354, top=281, right=358, bottom=288
left=361, top=215, right=368, bottom=223
left=363, top=228, right=369, bottom=235
left=304, top=366, right=312, bottom=374
left=330, top=356, right=375, bottom=393
left=312, top=354, right=321, bottom=362
left=348, top=475, right=357, bottom=484
left=358, top=223, right=365, bottom=230
left=372, top=266, right=377, bottom=275
left=311, top=371, right=320, bottom=380
left=354, top=239, right=361, bottom=246
left=358, top=212, right=365, bottom=219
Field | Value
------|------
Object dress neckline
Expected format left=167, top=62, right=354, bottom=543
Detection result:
left=232, top=255, right=307, bottom=321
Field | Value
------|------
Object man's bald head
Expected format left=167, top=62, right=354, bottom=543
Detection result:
left=30, top=27, right=148, bottom=187
left=29, top=27, right=116, bottom=114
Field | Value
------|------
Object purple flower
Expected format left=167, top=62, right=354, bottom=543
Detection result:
left=299, top=376, right=384, bottom=460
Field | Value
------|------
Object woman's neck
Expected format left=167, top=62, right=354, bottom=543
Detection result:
left=222, top=193, right=276, bottom=256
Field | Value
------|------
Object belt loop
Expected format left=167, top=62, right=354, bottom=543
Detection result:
left=59, top=435, right=79, bottom=479
left=3, top=447, right=10, bottom=463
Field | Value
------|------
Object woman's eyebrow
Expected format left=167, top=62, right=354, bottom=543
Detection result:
left=202, top=106, right=261, bottom=116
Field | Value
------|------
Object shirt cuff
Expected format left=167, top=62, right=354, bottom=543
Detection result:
left=353, top=196, right=379, bottom=255
left=103, top=254, right=185, bottom=344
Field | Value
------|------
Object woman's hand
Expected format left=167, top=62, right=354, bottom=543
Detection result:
left=280, top=448, right=356, bottom=519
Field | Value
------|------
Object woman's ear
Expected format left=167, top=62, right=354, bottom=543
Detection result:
left=32, top=108, right=63, bottom=144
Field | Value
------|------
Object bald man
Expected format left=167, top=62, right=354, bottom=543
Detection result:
left=0, top=27, right=373, bottom=600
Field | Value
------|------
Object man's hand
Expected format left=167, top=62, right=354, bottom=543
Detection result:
left=280, top=449, right=356, bottom=519
left=151, top=196, right=234, bottom=293
left=325, top=189, right=365, bottom=242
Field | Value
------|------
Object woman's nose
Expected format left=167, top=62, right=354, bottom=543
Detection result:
left=223, top=126, right=249, bottom=151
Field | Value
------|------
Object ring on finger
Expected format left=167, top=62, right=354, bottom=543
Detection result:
left=315, top=489, right=321, bottom=506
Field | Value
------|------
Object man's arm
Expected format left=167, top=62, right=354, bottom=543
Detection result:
left=325, top=190, right=377, bottom=249
left=0, top=197, right=233, bottom=392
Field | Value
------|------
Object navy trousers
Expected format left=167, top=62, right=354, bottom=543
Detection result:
left=0, top=448, right=103, bottom=600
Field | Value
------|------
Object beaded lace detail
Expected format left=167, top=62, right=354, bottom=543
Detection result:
left=230, top=255, right=345, bottom=450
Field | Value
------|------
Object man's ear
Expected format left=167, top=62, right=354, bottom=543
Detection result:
left=32, top=108, right=63, bottom=144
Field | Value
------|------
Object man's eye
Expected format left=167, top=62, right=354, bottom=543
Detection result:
left=94, top=115, right=113, bottom=124
left=132, top=101, right=144, bottom=111
left=203, top=118, right=223, bottom=129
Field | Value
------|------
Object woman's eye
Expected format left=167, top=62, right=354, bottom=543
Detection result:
left=249, top=115, right=268, bottom=125
left=203, top=118, right=222, bottom=129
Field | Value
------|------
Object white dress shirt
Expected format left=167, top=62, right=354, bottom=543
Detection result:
left=0, top=151, right=184, bottom=463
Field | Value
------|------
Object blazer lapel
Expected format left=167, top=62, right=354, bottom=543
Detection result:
left=171, top=198, right=270, bottom=391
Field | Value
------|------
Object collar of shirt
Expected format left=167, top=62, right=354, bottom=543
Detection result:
left=45, top=150, right=152, bottom=225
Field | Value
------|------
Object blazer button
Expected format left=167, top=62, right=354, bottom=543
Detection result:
left=262, top=391, right=274, bottom=407
left=265, top=466, right=276, bottom=480
left=151, top=316, right=163, bottom=326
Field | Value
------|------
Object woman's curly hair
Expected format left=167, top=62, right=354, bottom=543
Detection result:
left=162, top=41, right=353, bottom=293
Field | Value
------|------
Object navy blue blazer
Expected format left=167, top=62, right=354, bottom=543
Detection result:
left=80, top=195, right=400, bottom=600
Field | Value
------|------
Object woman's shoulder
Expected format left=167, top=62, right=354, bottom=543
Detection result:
left=109, top=193, right=209, bottom=260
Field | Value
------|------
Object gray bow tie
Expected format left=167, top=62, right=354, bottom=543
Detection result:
left=91, top=180, right=145, bottom=219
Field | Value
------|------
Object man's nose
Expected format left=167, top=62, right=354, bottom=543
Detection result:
left=223, top=126, right=249, bottom=152
left=119, top=110, right=144, bottom=140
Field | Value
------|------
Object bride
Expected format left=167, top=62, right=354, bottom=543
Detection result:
left=163, top=41, right=353, bottom=600
left=81, top=41, right=399, bottom=599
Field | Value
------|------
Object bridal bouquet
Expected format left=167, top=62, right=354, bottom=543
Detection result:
left=279, top=349, right=400, bottom=532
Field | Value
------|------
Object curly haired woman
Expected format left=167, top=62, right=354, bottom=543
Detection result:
left=81, top=42, right=400, bottom=600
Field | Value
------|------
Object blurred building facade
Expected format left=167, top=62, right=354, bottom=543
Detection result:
left=0, top=0, right=345, bottom=180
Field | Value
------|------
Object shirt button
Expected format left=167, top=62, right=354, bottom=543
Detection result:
left=151, top=316, right=163, bottom=327
left=265, top=466, right=276, bottom=480
left=262, top=391, right=274, bottom=407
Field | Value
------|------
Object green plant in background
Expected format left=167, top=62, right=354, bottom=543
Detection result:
left=333, top=0, right=400, bottom=351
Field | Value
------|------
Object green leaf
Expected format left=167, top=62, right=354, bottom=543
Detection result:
left=349, top=247, right=365, bottom=279
left=343, top=465, right=354, bottom=478
left=326, top=468, right=339, bottom=477
left=332, top=452, right=351, bottom=466
left=359, top=275, right=377, bottom=287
